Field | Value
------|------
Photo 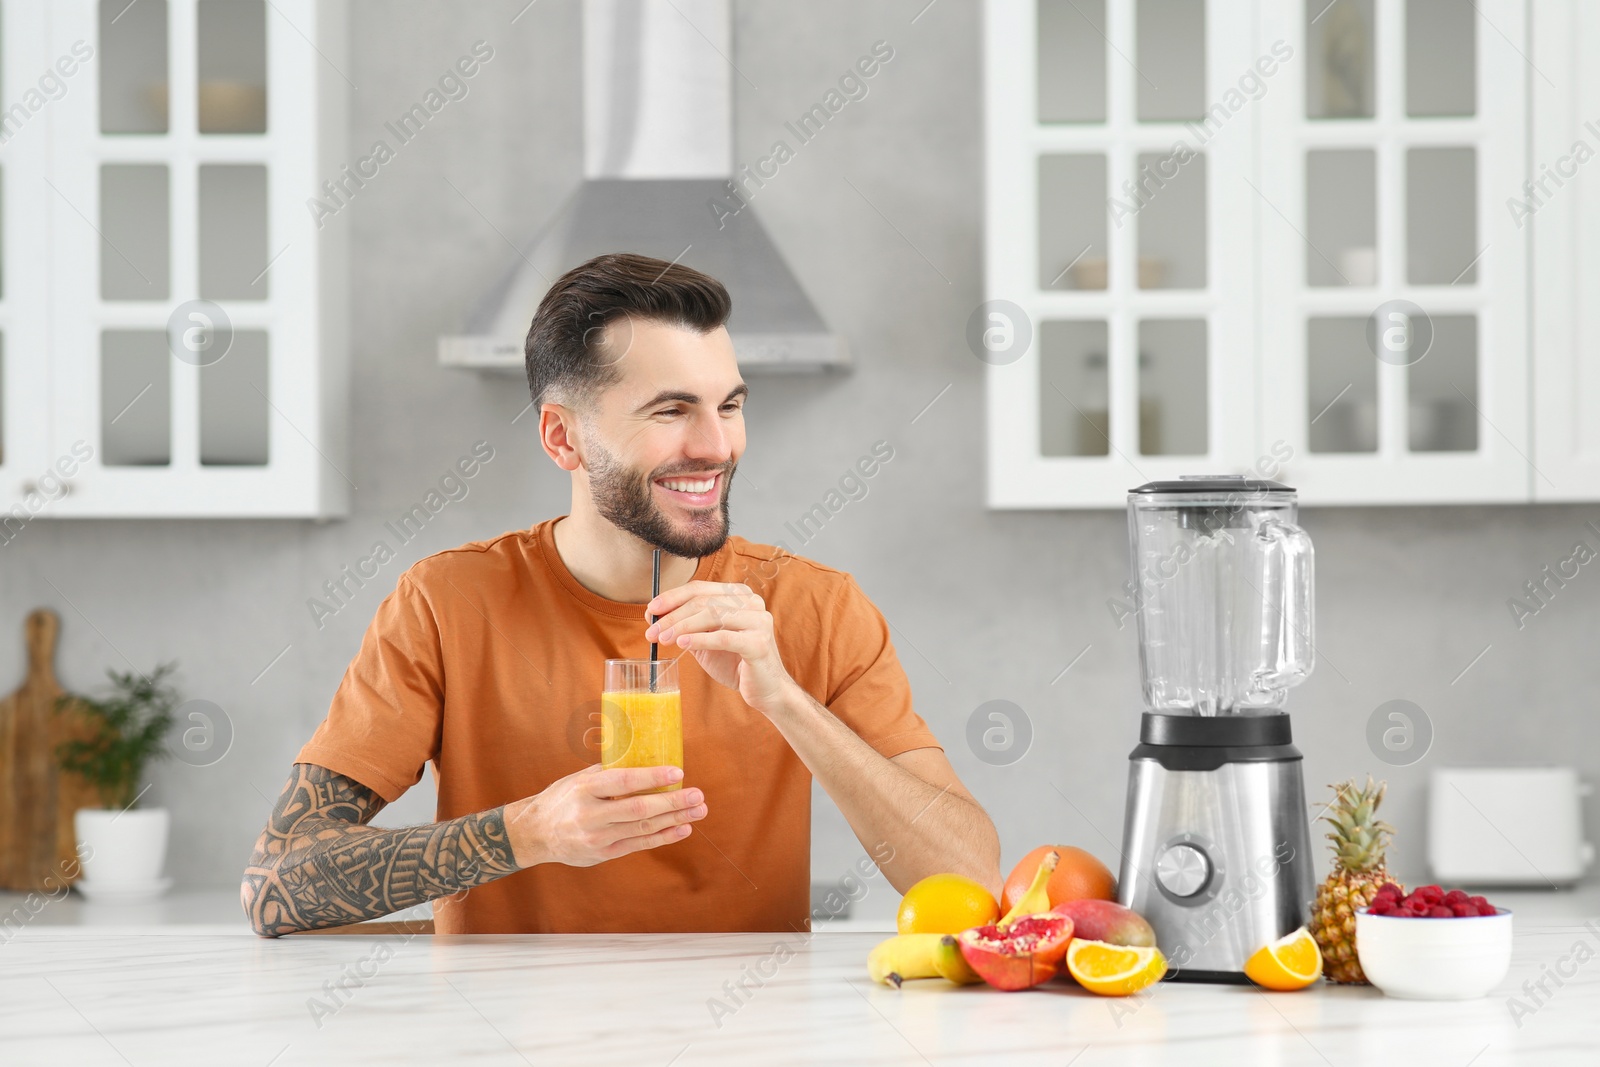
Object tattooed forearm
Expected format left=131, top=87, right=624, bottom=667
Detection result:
left=240, top=763, right=521, bottom=937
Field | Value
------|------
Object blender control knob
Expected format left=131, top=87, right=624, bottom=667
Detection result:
left=1156, top=843, right=1212, bottom=898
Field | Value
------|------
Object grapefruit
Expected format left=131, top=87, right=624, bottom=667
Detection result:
left=1001, top=845, right=1116, bottom=912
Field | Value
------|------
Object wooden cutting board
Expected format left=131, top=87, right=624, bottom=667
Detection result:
left=0, top=610, right=99, bottom=891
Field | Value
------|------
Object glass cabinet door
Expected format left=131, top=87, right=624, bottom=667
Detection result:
left=42, top=0, right=341, bottom=517
left=1256, top=0, right=1530, bottom=504
left=987, top=0, right=1260, bottom=508
left=0, top=1, right=55, bottom=523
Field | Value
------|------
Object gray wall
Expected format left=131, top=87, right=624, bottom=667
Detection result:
left=2, top=1, right=1595, bottom=917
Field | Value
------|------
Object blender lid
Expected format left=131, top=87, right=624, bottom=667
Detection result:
left=1129, top=476, right=1296, bottom=495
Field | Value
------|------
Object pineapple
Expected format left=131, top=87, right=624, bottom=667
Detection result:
left=1311, top=776, right=1399, bottom=985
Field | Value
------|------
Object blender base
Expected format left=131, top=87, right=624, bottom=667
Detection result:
left=1116, top=713, right=1316, bottom=981
left=1161, top=969, right=1255, bottom=985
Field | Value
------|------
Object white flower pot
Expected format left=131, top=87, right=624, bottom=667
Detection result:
left=74, top=808, right=171, bottom=896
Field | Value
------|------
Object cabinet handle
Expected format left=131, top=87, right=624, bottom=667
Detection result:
left=21, top=480, right=73, bottom=498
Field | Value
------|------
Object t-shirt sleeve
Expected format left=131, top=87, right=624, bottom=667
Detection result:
left=823, top=574, right=944, bottom=759
left=296, top=572, right=445, bottom=802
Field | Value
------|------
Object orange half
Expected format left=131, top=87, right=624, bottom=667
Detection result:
left=1243, top=927, right=1323, bottom=991
left=1065, top=939, right=1167, bottom=996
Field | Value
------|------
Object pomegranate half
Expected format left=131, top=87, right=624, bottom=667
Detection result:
left=956, top=913, right=1075, bottom=991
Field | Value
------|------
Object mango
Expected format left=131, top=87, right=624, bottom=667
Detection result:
left=1050, top=899, right=1156, bottom=948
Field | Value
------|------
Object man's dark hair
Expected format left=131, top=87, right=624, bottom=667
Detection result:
left=524, top=252, right=732, bottom=411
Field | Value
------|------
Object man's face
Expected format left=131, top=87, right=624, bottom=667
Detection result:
left=577, top=317, right=746, bottom=558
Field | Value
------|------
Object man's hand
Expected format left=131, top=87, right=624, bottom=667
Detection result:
left=504, top=764, right=707, bottom=868
left=644, top=580, right=798, bottom=715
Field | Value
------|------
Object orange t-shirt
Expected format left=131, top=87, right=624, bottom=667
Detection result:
left=296, top=517, right=943, bottom=933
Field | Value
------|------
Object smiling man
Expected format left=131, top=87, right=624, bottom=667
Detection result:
left=241, top=252, right=1000, bottom=935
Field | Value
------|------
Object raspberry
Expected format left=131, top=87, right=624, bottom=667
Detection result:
left=1405, top=899, right=1431, bottom=915
left=1378, top=882, right=1403, bottom=898
left=1428, top=906, right=1454, bottom=918
left=1368, top=901, right=1395, bottom=915
left=1450, top=902, right=1477, bottom=917
left=1477, top=903, right=1499, bottom=916
left=1444, top=889, right=1470, bottom=904
left=1418, top=885, right=1444, bottom=903
left=1468, top=895, right=1488, bottom=908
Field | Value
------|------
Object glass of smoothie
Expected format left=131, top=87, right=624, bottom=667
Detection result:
left=600, top=657, right=683, bottom=794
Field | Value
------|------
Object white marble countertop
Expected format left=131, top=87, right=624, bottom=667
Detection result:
left=3, top=914, right=1598, bottom=1066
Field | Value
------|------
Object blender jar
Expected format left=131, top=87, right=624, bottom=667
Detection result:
left=1126, top=477, right=1315, bottom=716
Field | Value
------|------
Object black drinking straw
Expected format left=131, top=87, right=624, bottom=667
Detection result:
left=648, top=548, right=661, bottom=692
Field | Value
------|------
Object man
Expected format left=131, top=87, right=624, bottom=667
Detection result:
left=242, top=252, right=1000, bottom=935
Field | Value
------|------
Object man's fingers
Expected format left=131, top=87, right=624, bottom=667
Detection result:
left=657, top=606, right=763, bottom=640
left=643, top=581, right=713, bottom=617
left=646, top=581, right=751, bottom=618
left=619, top=801, right=708, bottom=840
left=649, top=597, right=755, bottom=639
left=674, top=629, right=748, bottom=653
left=605, top=821, right=694, bottom=858
left=601, top=786, right=703, bottom=824
left=586, top=764, right=683, bottom=798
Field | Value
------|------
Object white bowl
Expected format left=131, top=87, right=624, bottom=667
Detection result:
left=1355, top=906, right=1513, bottom=1000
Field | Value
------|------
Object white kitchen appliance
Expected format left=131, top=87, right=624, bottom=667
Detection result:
left=1429, top=767, right=1594, bottom=885
left=1116, top=477, right=1318, bottom=982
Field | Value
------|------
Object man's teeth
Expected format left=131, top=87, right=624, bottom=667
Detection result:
left=660, top=476, right=716, bottom=493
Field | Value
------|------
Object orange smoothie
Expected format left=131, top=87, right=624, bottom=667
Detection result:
left=600, top=689, right=683, bottom=793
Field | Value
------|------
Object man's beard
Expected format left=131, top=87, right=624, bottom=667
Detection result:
left=585, top=440, right=734, bottom=559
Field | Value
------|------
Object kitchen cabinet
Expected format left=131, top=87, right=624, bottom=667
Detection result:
left=984, top=0, right=1572, bottom=508
left=1530, top=0, right=1600, bottom=502
left=984, top=0, right=1260, bottom=508
left=0, top=0, right=348, bottom=522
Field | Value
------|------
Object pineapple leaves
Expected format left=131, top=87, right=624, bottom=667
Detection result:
left=1318, top=775, right=1393, bottom=874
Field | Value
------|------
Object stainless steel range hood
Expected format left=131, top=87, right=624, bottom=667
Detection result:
left=439, top=0, right=847, bottom=373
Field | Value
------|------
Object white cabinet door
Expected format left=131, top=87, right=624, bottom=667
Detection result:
left=1530, top=0, right=1600, bottom=501
left=42, top=0, right=347, bottom=518
left=1256, top=0, right=1530, bottom=505
left=986, top=0, right=1261, bottom=509
left=0, top=1, right=57, bottom=535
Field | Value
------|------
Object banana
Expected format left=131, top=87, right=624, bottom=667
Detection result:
left=999, top=849, right=1059, bottom=930
left=934, top=935, right=983, bottom=985
left=867, top=933, right=946, bottom=988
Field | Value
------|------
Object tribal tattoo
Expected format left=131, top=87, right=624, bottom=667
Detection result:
left=241, top=763, right=520, bottom=936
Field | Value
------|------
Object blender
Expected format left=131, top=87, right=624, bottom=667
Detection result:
left=1116, top=476, right=1317, bottom=982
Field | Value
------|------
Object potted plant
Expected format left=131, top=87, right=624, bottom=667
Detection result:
left=55, top=663, right=180, bottom=899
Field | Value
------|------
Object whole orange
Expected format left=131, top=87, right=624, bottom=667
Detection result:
left=896, top=873, right=1000, bottom=935
left=1000, top=846, right=1116, bottom=912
